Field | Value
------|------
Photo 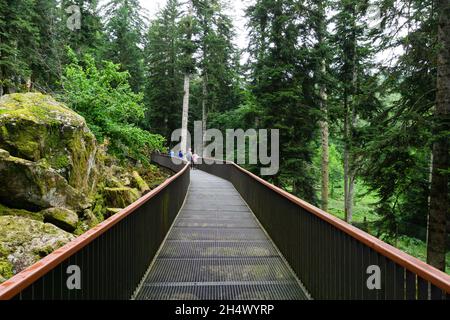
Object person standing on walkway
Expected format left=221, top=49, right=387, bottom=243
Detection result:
left=192, top=152, right=199, bottom=170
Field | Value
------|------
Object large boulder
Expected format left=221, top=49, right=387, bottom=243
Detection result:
left=0, top=215, right=75, bottom=281
left=104, top=187, right=140, bottom=209
left=0, top=203, right=43, bottom=221
left=0, top=152, right=88, bottom=211
left=0, top=93, right=98, bottom=197
left=41, top=207, right=79, bottom=232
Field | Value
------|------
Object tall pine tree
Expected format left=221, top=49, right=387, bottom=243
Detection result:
left=143, top=0, right=183, bottom=140
left=247, top=0, right=318, bottom=203
left=103, top=0, right=146, bottom=92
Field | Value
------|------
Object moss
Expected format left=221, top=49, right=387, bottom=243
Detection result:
left=0, top=215, right=75, bottom=281
left=0, top=151, right=89, bottom=211
left=32, top=245, right=55, bottom=258
left=0, top=203, right=43, bottom=221
left=0, top=148, right=10, bottom=159
left=104, top=187, right=140, bottom=209
left=0, top=93, right=98, bottom=196
left=36, top=158, right=51, bottom=170
left=132, top=171, right=150, bottom=193
left=0, top=259, right=13, bottom=282
left=91, top=187, right=106, bottom=222
left=53, top=154, right=70, bottom=169
left=105, top=208, right=122, bottom=218
left=42, top=208, right=78, bottom=232
left=0, top=93, right=83, bottom=126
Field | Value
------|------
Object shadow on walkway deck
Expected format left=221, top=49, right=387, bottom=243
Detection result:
left=134, top=170, right=308, bottom=300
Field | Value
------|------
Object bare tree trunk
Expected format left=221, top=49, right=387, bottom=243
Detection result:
left=347, top=171, right=355, bottom=222
left=427, top=0, right=449, bottom=272
left=319, top=59, right=329, bottom=212
left=181, top=73, right=190, bottom=155
left=344, top=85, right=355, bottom=223
left=346, top=88, right=357, bottom=223
left=202, top=73, right=208, bottom=156
left=426, top=152, right=433, bottom=246
left=344, top=5, right=358, bottom=224
left=344, top=94, right=350, bottom=222
left=180, top=0, right=193, bottom=156
left=344, top=103, right=353, bottom=223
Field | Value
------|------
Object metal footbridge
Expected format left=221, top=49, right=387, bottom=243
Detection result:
left=0, top=154, right=449, bottom=300
left=134, top=170, right=308, bottom=300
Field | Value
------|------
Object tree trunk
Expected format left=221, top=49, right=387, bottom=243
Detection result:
left=344, top=102, right=352, bottom=223
left=180, top=0, right=193, bottom=156
left=181, top=73, right=190, bottom=155
left=344, top=3, right=357, bottom=224
left=427, top=0, right=449, bottom=272
left=319, top=59, right=329, bottom=212
left=344, top=82, right=356, bottom=223
left=202, top=75, right=208, bottom=157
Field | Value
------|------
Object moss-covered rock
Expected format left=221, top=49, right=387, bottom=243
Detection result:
left=104, top=187, right=140, bottom=209
left=41, top=207, right=79, bottom=232
left=0, top=148, right=9, bottom=159
left=0, top=259, right=13, bottom=283
left=105, top=208, right=122, bottom=218
left=0, top=215, right=74, bottom=280
left=0, top=93, right=98, bottom=196
left=82, top=209, right=99, bottom=228
left=0, top=203, right=43, bottom=221
left=0, top=154, right=88, bottom=211
left=131, top=171, right=150, bottom=193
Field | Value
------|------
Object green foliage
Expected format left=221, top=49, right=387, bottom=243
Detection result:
left=313, top=143, right=344, bottom=198
left=395, top=236, right=450, bottom=275
left=246, top=0, right=318, bottom=204
left=60, top=50, right=164, bottom=163
left=357, top=0, right=438, bottom=238
left=103, top=0, right=146, bottom=92
left=0, top=0, right=38, bottom=93
left=143, top=0, right=183, bottom=139
left=193, top=0, right=241, bottom=113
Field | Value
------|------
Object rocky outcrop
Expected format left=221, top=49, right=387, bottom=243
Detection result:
left=0, top=152, right=88, bottom=211
left=0, top=93, right=98, bottom=197
left=0, top=216, right=75, bottom=281
left=0, top=92, right=171, bottom=283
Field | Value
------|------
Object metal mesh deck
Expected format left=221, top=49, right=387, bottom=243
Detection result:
left=134, top=170, right=308, bottom=300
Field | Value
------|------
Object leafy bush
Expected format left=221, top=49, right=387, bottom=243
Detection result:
left=60, top=49, right=164, bottom=162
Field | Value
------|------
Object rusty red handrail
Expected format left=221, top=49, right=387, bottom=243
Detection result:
left=224, top=160, right=450, bottom=293
left=0, top=160, right=190, bottom=300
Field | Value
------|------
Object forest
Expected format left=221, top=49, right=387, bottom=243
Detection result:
left=0, top=0, right=448, bottom=275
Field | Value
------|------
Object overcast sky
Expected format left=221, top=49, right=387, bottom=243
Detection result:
left=138, top=0, right=251, bottom=50
left=99, top=0, right=400, bottom=66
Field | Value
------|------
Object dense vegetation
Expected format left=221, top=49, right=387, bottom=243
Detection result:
left=0, top=0, right=448, bottom=272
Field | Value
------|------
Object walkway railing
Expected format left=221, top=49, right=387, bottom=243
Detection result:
left=196, top=159, right=450, bottom=300
left=1, top=154, right=448, bottom=300
left=0, top=154, right=189, bottom=300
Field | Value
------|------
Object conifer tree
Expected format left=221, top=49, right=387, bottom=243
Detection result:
left=103, top=0, right=146, bottom=92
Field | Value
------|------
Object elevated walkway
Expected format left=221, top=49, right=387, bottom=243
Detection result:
left=135, top=170, right=308, bottom=300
